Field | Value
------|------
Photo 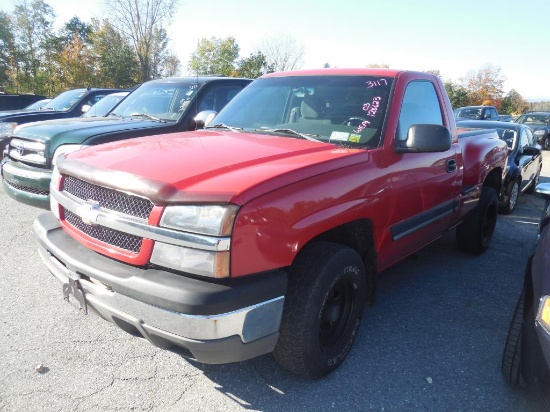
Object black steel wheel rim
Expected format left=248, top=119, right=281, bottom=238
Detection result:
left=318, top=275, right=357, bottom=351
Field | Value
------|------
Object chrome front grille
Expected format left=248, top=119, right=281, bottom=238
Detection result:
left=64, top=209, right=142, bottom=253
left=62, top=175, right=154, bottom=219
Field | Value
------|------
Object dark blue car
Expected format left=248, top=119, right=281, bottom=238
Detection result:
left=457, top=120, right=542, bottom=214
left=515, top=112, right=550, bottom=150
left=502, top=183, right=550, bottom=409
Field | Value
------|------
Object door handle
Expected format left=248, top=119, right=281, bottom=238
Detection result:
left=446, top=159, right=457, bottom=173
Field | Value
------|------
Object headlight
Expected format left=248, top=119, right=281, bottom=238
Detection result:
left=151, top=243, right=230, bottom=278
left=52, top=144, right=83, bottom=166
left=538, top=295, right=550, bottom=334
left=533, top=130, right=545, bottom=136
left=0, top=122, right=17, bottom=137
left=160, top=204, right=239, bottom=236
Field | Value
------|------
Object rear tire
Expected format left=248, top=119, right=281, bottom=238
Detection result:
left=274, top=241, right=367, bottom=378
left=502, top=289, right=524, bottom=386
left=456, top=187, right=498, bottom=254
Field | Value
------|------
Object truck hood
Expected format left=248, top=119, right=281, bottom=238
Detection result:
left=58, top=130, right=367, bottom=205
left=15, top=117, right=164, bottom=147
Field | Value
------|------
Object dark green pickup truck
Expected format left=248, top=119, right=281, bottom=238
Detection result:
left=1, top=76, right=251, bottom=209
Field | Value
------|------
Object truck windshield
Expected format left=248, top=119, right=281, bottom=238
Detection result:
left=211, top=75, right=394, bottom=148
left=456, top=107, right=483, bottom=119
left=110, top=81, right=201, bottom=122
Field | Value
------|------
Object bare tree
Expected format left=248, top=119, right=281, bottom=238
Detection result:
left=256, top=34, right=305, bottom=72
left=106, top=0, right=179, bottom=81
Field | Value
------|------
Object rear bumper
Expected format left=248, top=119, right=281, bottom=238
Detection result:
left=34, top=212, right=287, bottom=364
left=1, top=158, right=51, bottom=209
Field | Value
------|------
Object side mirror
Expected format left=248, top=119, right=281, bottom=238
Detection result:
left=191, top=110, right=217, bottom=130
left=522, top=146, right=541, bottom=156
left=81, top=104, right=91, bottom=113
left=395, top=124, right=452, bottom=153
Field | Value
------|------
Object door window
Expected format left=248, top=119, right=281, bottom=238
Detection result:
left=397, top=81, right=443, bottom=141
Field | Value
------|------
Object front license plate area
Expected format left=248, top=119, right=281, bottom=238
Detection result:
left=63, top=277, right=88, bottom=314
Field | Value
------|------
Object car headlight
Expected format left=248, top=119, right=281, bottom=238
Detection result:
left=151, top=243, right=230, bottom=278
left=0, top=122, right=17, bottom=137
left=151, top=204, right=239, bottom=277
left=160, top=204, right=239, bottom=236
left=52, top=144, right=84, bottom=166
left=538, top=295, right=550, bottom=334
left=533, top=130, right=545, bottom=136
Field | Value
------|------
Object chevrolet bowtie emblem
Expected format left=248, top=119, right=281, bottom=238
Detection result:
left=76, top=200, right=100, bottom=225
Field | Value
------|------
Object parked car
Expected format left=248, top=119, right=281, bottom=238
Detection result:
left=457, top=120, right=542, bottom=214
left=1, top=76, right=251, bottom=209
left=35, top=68, right=507, bottom=378
left=502, top=183, right=550, bottom=408
left=81, top=91, right=129, bottom=118
left=23, top=98, right=52, bottom=110
left=0, top=88, right=127, bottom=155
left=455, top=105, right=501, bottom=121
left=515, top=112, right=550, bottom=150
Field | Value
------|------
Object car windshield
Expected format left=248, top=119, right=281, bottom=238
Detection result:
left=211, top=75, right=394, bottom=148
left=515, top=114, right=549, bottom=125
left=42, top=89, right=87, bottom=111
left=84, top=93, right=128, bottom=118
left=110, top=81, right=203, bottom=122
left=456, top=107, right=483, bottom=119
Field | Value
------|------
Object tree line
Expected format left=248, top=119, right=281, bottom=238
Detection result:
left=0, top=1, right=543, bottom=115
left=0, top=0, right=179, bottom=96
left=434, top=65, right=533, bottom=115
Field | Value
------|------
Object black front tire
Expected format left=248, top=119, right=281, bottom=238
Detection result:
left=456, top=187, right=498, bottom=254
left=543, top=137, right=549, bottom=150
left=502, top=289, right=524, bottom=386
left=274, top=241, right=367, bottom=379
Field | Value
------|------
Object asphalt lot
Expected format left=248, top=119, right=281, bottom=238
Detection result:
left=1, top=153, right=550, bottom=412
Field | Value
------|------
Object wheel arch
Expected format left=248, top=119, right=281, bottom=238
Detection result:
left=483, top=167, right=503, bottom=194
left=291, top=218, right=378, bottom=305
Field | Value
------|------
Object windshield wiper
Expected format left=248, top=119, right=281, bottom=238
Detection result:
left=257, top=128, right=321, bottom=142
left=128, top=112, right=165, bottom=122
left=205, top=123, right=243, bottom=132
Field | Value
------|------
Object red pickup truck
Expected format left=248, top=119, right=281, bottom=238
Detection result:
left=34, top=69, right=507, bottom=378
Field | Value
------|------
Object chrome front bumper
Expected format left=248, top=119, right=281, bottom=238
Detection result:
left=33, top=212, right=286, bottom=363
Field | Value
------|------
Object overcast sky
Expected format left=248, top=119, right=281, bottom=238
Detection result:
left=2, top=0, right=549, bottom=100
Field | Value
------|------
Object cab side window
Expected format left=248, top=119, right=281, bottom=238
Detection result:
left=397, top=81, right=443, bottom=141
